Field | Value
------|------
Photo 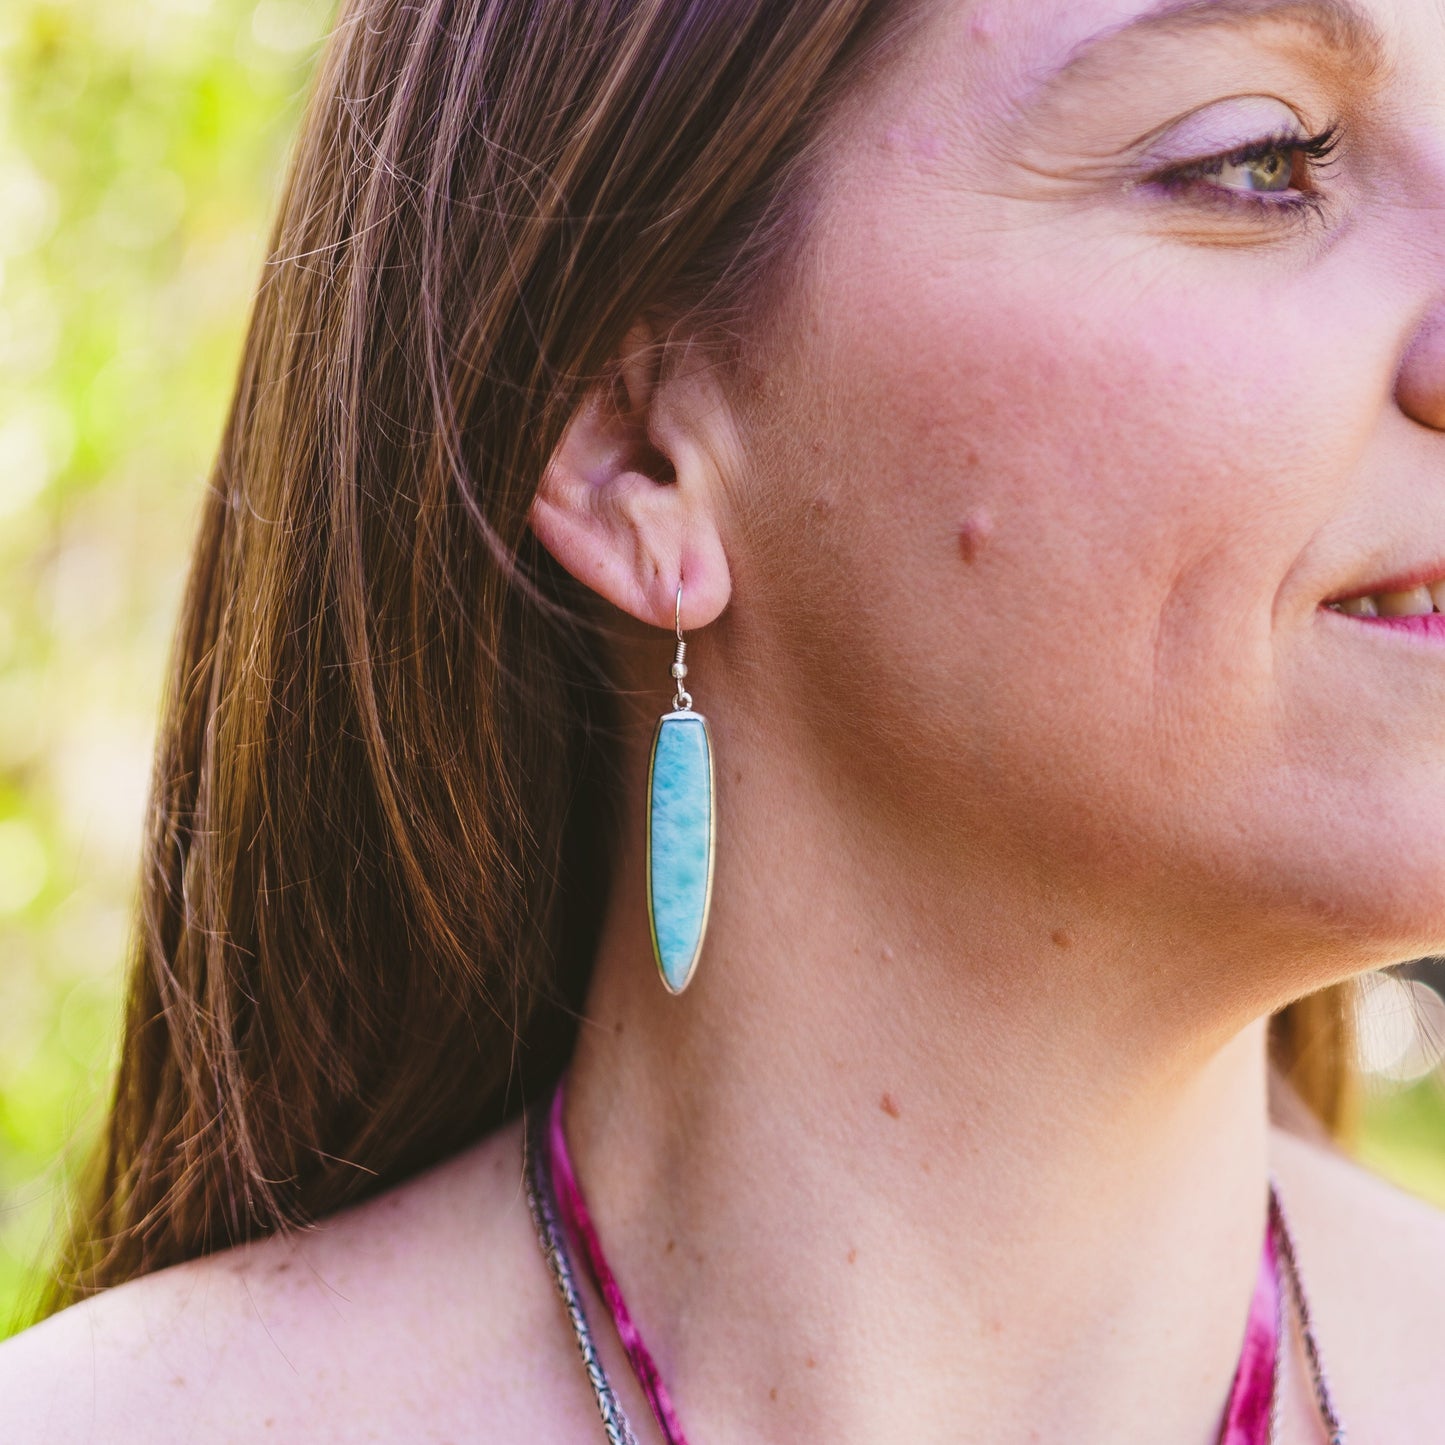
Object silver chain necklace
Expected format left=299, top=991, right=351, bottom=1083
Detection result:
left=523, top=1100, right=1345, bottom=1444
left=1269, top=1180, right=1348, bottom=1444
left=524, top=1102, right=641, bottom=1445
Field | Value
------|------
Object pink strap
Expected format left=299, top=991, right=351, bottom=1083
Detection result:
left=548, top=1082, right=692, bottom=1445
left=1217, top=1208, right=1281, bottom=1444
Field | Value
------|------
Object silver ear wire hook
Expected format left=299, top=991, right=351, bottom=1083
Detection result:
left=671, top=580, right=692, bottom=710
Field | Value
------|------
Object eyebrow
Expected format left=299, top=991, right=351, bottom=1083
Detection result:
left=1035, top=0, right=1390, bottom=93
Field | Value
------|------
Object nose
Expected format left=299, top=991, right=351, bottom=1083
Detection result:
left=1395, top=303, right=1445, bottom=431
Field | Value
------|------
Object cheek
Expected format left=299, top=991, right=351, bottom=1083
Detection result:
left=756, top=193, right=1390, bottom=924
left=799, top=249, right=1328, bottom=719
left=836, top=268, right=1330, bottom=619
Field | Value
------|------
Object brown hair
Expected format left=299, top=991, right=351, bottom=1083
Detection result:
left=31, top=0, right=1355, bottom=1323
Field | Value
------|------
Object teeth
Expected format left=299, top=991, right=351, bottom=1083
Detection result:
left=1376, top=585, right=1437, bottom=617
left=1338, top=594, right=1379, bottom=616
left=1328, top=579, right=1445, bottom=616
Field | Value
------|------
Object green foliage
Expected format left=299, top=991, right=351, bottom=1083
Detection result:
left=1358, top=1078, right=1445, bottom=1209
left=0, top=0, right=331, bottom=1337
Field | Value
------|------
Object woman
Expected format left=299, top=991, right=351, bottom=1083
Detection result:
left=4, top=0, right=1445, bottom=1437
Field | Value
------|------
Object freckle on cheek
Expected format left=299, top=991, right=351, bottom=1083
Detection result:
left=957, top=507, right=994, bottom=564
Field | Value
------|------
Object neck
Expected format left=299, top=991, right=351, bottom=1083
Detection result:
left=564, top=718, right=1276, bottom=1445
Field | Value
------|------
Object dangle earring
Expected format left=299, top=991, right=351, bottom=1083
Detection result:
left=645, top=579, right=716, bottom=995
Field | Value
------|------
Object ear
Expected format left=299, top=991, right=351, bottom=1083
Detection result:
left=527, top=319, right=733, bottom=632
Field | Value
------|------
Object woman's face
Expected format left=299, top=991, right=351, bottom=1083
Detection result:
left=728, top=0, right=1445, bottom=998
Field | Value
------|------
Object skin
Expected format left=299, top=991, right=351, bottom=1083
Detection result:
left=6, top=0, right=1445, bottom=1439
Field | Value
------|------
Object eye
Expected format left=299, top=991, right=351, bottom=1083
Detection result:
left=1145, top=120, right=1344, bottom=219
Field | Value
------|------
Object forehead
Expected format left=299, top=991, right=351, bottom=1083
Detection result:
left=890, top=0, right=1402, bottom=110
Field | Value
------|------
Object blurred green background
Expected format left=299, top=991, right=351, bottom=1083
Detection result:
left=1, top=0, right=1444, bottom=1342
left=0, top=0, right=332, bottom=1334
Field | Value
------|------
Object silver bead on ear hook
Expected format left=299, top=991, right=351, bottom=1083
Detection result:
left=671, top=582, right=692, bottom=710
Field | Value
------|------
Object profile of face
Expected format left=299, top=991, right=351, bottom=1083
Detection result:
left=536, top=0, right=1445, bottom=1037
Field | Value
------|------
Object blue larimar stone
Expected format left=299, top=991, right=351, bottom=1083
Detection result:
left=647, top=710, right=715, bottom=993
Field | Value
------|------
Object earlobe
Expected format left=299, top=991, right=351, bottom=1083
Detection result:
left=525, top=323, right=732, bottom=633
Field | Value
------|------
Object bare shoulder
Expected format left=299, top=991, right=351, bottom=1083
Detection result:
left=1268, top=1122, right=1445, bottom=1441
left=0, top=1117, right=597, bottom=1444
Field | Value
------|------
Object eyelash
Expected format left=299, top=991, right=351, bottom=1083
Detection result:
left=1147, top=119, right=1345, bottom=223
